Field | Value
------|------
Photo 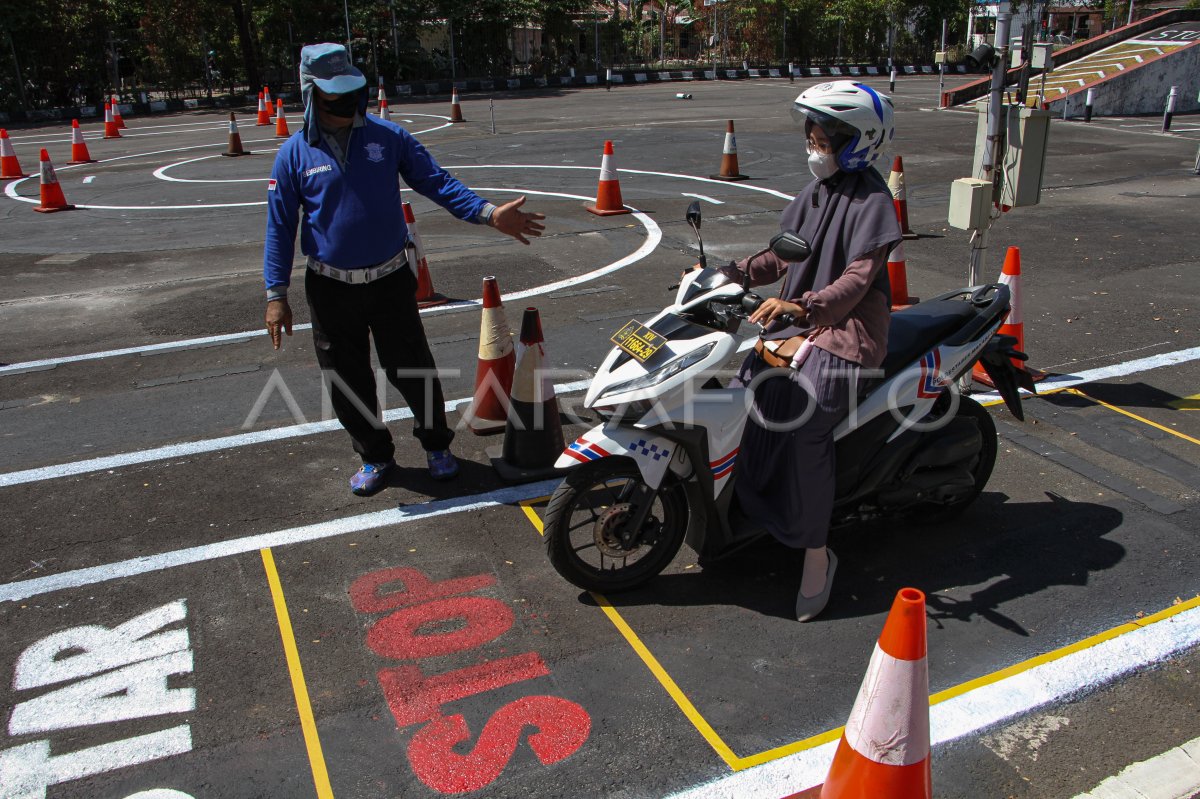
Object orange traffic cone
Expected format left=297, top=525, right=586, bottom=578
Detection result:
left=1, top=129, right=30, bottom=179
left=68, top=119, right=97, bottom=164
left=973, top=246, right=1044, bottom=386
left=377, top=75, right=386, bottom=105
left=449, top=88, right=464, bottom=123
left=378, top=97, right=391, bottom=122
left=818, top=587, right=931, bottom=799
left=465, top=276, right=516, bottom=435
left=274, top=100, right=290, bottom=138
left=263, top=86, right=273, bottom=112
left=221, top=112, right=250, bottom=157
left=490, top=308, right=565, bottom=482
left=887, top=242, right=917, bottom=310
left=33, top=149, right=76, bottom=213
left=710, top=119, right=748, bottom=181
left=103, top=102, right=121, bottom=139
left=586, top=140, right=631, bottom=217
left=111, top=96, right=126, bottom=129
left=888, top=156, right=917, bottom=239
left=255, top=91, right=271, bottom=126
left=401, top=202, right=446, bottom=308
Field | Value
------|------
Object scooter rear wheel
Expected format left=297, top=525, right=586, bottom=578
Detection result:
left=544, top=458, right=688, bottom=593
left=916, top=395, right=998, bottom=523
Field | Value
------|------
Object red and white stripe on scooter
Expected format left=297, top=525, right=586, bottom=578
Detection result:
left=916, top=349, right=946, bottom=400
left=565, top=437, right=611, bottom=464
left=709, top=447, right=739, bottom=480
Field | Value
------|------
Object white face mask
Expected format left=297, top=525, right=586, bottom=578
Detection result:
left=808, top=150, right=840, bottom=180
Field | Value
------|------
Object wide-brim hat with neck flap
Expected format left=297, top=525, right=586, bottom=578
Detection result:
left=300, top=43, right=366, bottom=95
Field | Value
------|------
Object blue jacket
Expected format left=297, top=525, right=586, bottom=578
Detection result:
left=263, top=115, right=489, bottom=294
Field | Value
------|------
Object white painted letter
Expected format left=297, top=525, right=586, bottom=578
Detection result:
left=9, top=650, right=195, bottom=735
left=0, top=726, right=192, bottom=799
left=14, top=600, right=188, bottom=690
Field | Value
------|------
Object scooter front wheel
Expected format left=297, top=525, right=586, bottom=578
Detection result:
left=544, top=458, right=688, bottom=593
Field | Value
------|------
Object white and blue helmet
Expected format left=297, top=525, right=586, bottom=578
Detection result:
left=791, top=81, right=895, bottom=172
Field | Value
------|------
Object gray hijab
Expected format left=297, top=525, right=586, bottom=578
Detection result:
left=763, top=167, right=901, bottom=340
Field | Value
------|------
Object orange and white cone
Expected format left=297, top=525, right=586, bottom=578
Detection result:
left=221, top=112, right=249, bottom=157
left=973, top=246, right=1044, bottom=385
left=888, top=156, right=917, bottom=239
left=1, top=129, right=30, bottom=179
left=377, top=75, right=386, bottom=105
left=887, top=241, right=916, bottom=310
left=103, top=102, right=121, bottom=139
left=710, top=119, right=748, bottom=181
left=274, top=100, right=290, bottom=137
left=449, top=88, right=465, bottom=123
left=586, top=140, right=631, bottom=217
left=465, top=276, right=517, bottom=435
left=263, top=86, right=273, bottom=112
left=111, top=95, right=126, bottom=129
left=68, top=119, right=97, bottom=164
left=378, top=97, right=391, bottom=122
left=819, top=587, right=931, bottom=799
left=401, top=202, right=446, bottom=308
left=491, top=307, right=565, bottom=482
left=255, top=91, right=271, bottom=126
left=33, top=149, right=76, bottom=213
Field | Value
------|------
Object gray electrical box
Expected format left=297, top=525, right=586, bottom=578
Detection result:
left=972, top=100, right=1051, bottom=208
left=948, top=178, right=992, bottom=230
left=1031, top=42, right=1052, bottom=69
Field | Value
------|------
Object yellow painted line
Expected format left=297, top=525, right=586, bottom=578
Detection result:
left=519, top=495, right=549, bottom=535
left=261, top=547, right=335, bottom=799
left=517, top=495, right=1200, bottom=774
left=929, top=594, right=1200, bottom=705
left=1067, top=388, right=1200, bottom=447
left=593, top=592, right=744, bottom=769
left=1167, top=393, right=1200, bottom=412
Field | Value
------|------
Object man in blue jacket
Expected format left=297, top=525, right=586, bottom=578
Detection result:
left=263, top=43, right=545, bottom=495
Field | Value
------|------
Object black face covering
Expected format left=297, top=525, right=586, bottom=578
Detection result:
left=320, top=90, right=360, bottom=118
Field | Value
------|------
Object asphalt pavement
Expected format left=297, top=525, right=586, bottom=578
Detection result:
left=0, top=75, right=1197, bottom=799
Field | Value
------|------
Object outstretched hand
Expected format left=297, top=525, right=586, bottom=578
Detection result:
left=490, top=195, right=546, bottom=245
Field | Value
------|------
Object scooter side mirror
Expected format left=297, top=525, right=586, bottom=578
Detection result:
left=769, top=231, right=811, bottom=262
left=685, top=200, right=702, bottom=230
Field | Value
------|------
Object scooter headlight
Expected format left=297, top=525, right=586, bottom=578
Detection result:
left=599, top=342, right=716, bottom=399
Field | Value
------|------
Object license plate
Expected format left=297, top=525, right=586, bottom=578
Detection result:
left=610, top=320, right=663, bottom=363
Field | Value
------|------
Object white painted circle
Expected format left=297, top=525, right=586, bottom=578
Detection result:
left=2, top=114, right=453, bottom=209
left=122, top=791, right=195, bottom=799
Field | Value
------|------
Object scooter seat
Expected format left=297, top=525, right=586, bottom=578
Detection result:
left=881, top=300, right=976, bottom=378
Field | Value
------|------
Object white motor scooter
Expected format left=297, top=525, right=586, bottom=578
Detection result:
left=543, top=202, right=1033, bottom=593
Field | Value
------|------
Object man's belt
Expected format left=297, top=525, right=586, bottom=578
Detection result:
left=307, top=248, right=410, bottom=285
left=753, top=338, right=792, bottom=369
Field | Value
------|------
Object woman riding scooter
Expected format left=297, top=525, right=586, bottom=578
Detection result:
left=726, top=81, right=902, bottom=621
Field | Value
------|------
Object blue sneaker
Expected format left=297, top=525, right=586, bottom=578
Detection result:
left=427, top=449, right=460, bottom=481
left=349, top=460, right=394, bottom=496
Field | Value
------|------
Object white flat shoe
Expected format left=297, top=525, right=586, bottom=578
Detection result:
left=795, top=549, right=837, bottom=622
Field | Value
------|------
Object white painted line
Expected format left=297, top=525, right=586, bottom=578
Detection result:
left=1072, top=735, right=1200, bottom=799
left=0, top=479, right=562, bottom=603
left=668, top=602, right=1200, bottom=799
left=82, top=176, right=95, bottom=184
left=971, top=345, right=1200, bottom=403
left=682, top=193, right=725, bottom=204
left=0, top=186, right=660, bottom=374
left=0, top=378, right=591, bottom=489
left=153, top=154, right=269, bottom=183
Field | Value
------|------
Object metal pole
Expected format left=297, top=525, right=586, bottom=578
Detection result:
left=984, top=5, right=1013, bottom=174
left=1162, top=85, right=1177, bottom=133
left=938, top=18, right=947, bottom=105
left=343, top=0, right=353, bottom=61
left=490, top=98, right=495, bottom=134
left=390, top=2, right=399, bottom=60
left=1127, top=0, right=1134, bottom=27
left=1084, top=87, right=1095, bottom=122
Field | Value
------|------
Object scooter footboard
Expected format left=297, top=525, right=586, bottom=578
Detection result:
left=557, top=427, right=681, bottom=488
